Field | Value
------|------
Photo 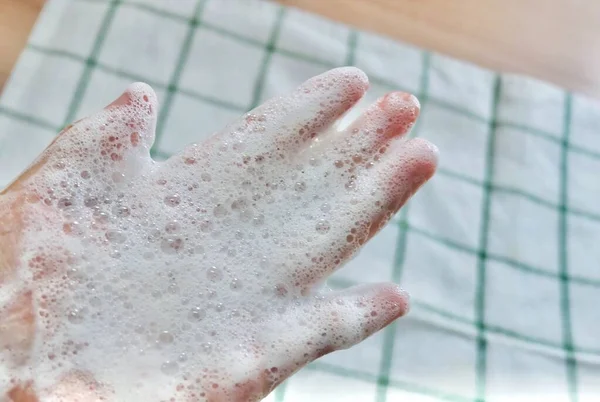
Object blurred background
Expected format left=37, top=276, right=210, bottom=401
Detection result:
left=1, top=0, right=600, bottom=401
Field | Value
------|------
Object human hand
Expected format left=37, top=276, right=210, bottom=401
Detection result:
left=0, top=67, right=437, bottom=401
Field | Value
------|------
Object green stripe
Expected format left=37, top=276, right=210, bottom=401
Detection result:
left=273, top=380, right=287, bottom=402
left=27, top=44, right=248, bottom=115
left=63, top=0, right=121, bottom=125
left=345, top=30, right=358, bottom=65
left=415, top=302, right=600, bottom=356
left=151, top=0, right=207, bottom=156
left=568, top=142, right=600, bottom=160
left=327, top=278, right=600, bottom=356
left=375, top=51, right=431, bottom=402
left=309, top=361, right=472, bottom=402
left=569, top=207, right=600, bottom=223
left=406, top=220, right=600, bottom=287
left=558, top=93, right=579, bottom=402
left=247, top=7, right=286, bottom=110
left=0, top=106, right=58, bottom=132
left=494, top=184, right=557, bottom=209
left=474, top=75, right=501, bottom=402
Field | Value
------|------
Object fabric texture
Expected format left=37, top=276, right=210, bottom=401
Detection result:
left=1, top=0, right=600, bottom=400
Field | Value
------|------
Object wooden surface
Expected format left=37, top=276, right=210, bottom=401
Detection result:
left=0, top=0, right=46, bottom=92
left=2, top=0, right=600, bottom=98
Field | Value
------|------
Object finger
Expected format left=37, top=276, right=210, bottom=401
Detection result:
left=366, top=137, right=439, bottom=235
left=177, top=67, right=369, bottom=165
left=2, top=83, right=159, bottom=199
left=290, top=138, right=438, bottom=288
left=332, top=91, right=419, bottom=160
left=265, top=282, right=409, bottom=384
left=39, top=83, right=158, bottom=170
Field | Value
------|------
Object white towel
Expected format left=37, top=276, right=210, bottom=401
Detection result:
left=1, top=0, right=599, bottom=400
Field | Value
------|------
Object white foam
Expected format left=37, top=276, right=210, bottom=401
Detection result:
left=0, top=68, right=428, bottom=401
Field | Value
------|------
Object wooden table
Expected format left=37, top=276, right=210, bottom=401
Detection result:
left=0, top=0, right=46, bottom=92
left=2, top=0, right=600, bottom=99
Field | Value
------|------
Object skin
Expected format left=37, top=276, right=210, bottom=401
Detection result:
left=0, top=67, right=438, bottom=401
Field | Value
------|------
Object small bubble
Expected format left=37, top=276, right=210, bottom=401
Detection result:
left=315, top=220, right=331, bottom=234
left=111, top=172, right=126, bottom=183
left=252, top=214, right=265, bottom=226
left=201, top=343, right=213, bottom=354
left=158, top=331, right=174, bottom=344
left=178, top=352, right=188, bottom=362
left=294, top=182, right=307, bottom=192
left=68, top=309, right=84, bottom=324
left=232, top=140, right=245, bottom=151
left=213, top=205, right=228, bottom=217
left=320, top=203, right=331, bottom=213
left=57, top=197, right=74, bottom=209
left=164, top=194, right=181, bottom=207
left=201, top=173, right=212, bottom=182
left=105, top=230, right=126, bottom=243
left=63, top=221, right=83, bottom=236
left=215, top=303, right=224, bottom=312
left=230, top=278, right=242, bottom=291
left=161, top=360, right=179, bottom=375
left=81, top=171, right=91, bottom=179
left=147, top=229, right=162, bottom=242
left=113, top=205, right=130, bottom=217
left=207, top=267, right=223, bottom=282
left=93, top=210, right=109, bottom=224
left=231, top=198, right=249, bottom=210
left=188, top=307, right=205, bottom=321
left=168, top=284, right=179, bottom=294
left=240, top=209, right=254, bottom=222
left=335, top=160, right=344, bottom=168
left=84, top=197, right=99, bottom=208
left=165, top=221, right=180, bottom=234
left=200, top=221, right=213, bottom=233
left=161, top=237, right=184, bottom=254
left=309, top=157, right=320, bottom=166
left=66, top=267, right=82, bottom=280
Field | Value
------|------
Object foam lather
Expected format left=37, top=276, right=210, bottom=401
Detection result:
left=0, top=67, right=438, bottom=401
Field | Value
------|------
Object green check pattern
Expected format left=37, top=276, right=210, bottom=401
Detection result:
left=1, top=0, right=599, bottom=400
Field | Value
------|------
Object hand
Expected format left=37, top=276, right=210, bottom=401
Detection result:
left=0, top=67, right=437, bottom=401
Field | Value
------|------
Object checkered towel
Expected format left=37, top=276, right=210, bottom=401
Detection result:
left=1, top=0, right=600, bottom=401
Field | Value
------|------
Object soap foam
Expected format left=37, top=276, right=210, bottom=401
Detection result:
left=0, top=67, right=428, bottom=401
